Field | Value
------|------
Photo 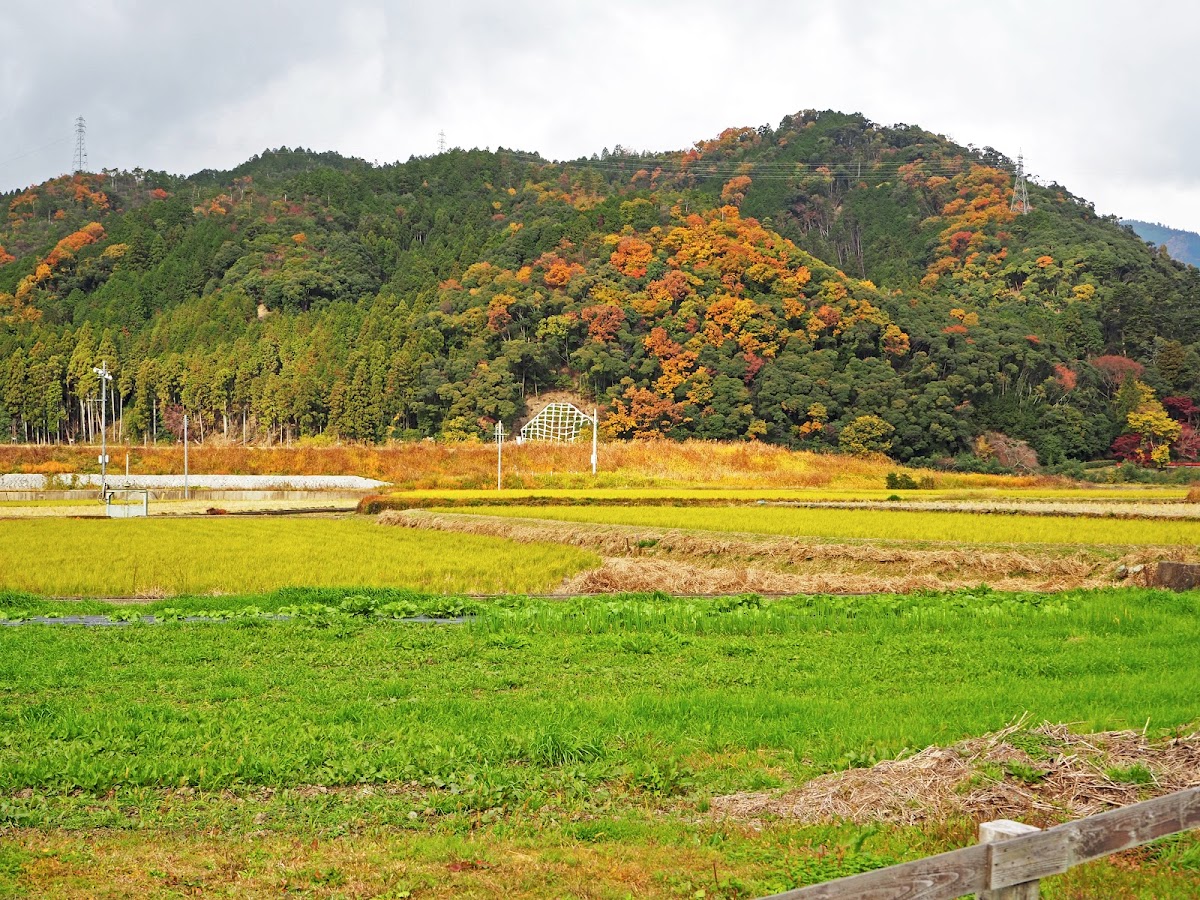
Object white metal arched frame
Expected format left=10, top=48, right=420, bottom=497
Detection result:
left=517, top=402, right=598, bottom=475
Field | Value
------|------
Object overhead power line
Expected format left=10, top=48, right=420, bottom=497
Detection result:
left=495, top=150, right=1015, bottom=182
left=0, top=136, right=72, bottom=171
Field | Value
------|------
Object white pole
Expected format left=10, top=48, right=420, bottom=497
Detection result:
left=591, top=408, right=598, bottom=476
left=496, top=422, right=503, bottom=490
left=183, top=414, right=189, bottom=500
left=92, top=361, right=112, bottom=499
left=99, top=372, right=107, bottom=497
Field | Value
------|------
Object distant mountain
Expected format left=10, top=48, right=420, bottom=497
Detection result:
left=1124, top=219, right=1200, bottom=268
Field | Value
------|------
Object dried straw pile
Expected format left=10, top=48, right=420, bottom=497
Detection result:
left=711, top=718, right=1200, bottom=827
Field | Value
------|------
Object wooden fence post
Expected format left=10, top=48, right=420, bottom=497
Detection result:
left=760, top=787, right=1199, bottom=899
left=979, top=819, right=1042, bottom=899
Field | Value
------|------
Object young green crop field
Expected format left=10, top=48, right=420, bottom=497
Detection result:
left=446, top=504, right=1200, bottom=547
left=0, top=518, right=597, bottom=597
left=2, top=588, right=1199, bottom=897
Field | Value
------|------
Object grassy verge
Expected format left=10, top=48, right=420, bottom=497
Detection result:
left=2, top=588, right=1199, bottom=896
left=442, top=504, right=1200, bottom=547
left=0, top=518, right=598, bottom=597
left=4, top=811, right=1196, bottom=898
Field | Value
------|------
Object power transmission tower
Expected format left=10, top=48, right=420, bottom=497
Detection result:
left=72, top=116, right=88, bottom=174
left=1010, top=152, right=1031, bottom=214
left=437, top=130, right=447, bottom=154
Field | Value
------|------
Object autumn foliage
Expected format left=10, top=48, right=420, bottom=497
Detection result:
left=44, top=222, right=105, bottom=268
left=609, top=236, right=654, bottom=277
left=0, top=116, right=1197, bottom=468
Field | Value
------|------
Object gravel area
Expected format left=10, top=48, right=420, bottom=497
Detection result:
left=0, top=474, right=387, bottom=490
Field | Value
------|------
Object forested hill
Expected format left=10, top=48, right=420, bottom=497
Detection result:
left=3, top=108, right=1200, bottom=467
left=1124, top=220, right=1200, bottom=269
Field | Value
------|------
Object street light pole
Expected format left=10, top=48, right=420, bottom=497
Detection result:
left=92, top=361, right=112, bottom=499
left=495, top=421, right=503, bottom=490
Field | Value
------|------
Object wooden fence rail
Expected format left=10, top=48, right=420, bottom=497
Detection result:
left=760, top=786, right=1200, bottom=899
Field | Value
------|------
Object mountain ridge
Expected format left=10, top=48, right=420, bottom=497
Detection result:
left=2, top=109, right=1198, bottom=467
left=1124, top=219, right=1200, bottom=268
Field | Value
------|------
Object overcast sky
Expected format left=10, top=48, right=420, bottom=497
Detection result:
left=2, top=0, right=1198, bottom=231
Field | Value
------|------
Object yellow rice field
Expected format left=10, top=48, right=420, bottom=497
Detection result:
left=441, top=504, right=1200, bottom=547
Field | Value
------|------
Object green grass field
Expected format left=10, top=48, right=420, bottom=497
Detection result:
left=446, top=504, right=1200, bottom=547
left=2, top=588, right=1199, bottom=897
left=5, top=589, right=1199, bottom=791
left=0, top=518, right=597, bottom=596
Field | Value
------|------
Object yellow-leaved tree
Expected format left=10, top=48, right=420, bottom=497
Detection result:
left=838, top=414, right=896, bottom=457
left=1119, top=381, right=1181, bottom=467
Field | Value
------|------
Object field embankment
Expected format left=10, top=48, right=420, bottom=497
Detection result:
left=380, top=508, right=1199, bottom=594
left=358, top=484, right=1193, bottom=515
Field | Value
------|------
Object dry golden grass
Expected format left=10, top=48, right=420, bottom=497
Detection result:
left=558, top=558, right=1003, bottom=595
left=0, top=440, right=1060, bottom=491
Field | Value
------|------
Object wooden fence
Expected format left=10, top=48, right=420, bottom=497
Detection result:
left=760, top=786, right=1200, bottom=899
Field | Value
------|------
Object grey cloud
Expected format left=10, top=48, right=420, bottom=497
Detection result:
left=1, top=0, right=1198, bottom=230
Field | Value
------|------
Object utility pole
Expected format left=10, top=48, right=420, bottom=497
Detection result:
left=1011, top=152, right=1031, bottom=214
left=92, top=361, right=111, bottom=498
left=591, top=409, right=598, bottom=476
left=183, top=414, right=189, bottom=500
left=72, top=116, right=88, bottom=174
left=495, top=421, right=504, bottom=490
